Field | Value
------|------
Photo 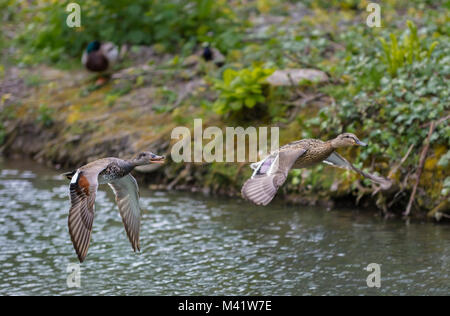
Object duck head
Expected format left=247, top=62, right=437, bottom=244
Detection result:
left=86, top=41, right=101, bottom=53
left=131, top=152, right=165, bottom=166
left=330, top=133, right=367, bottom=149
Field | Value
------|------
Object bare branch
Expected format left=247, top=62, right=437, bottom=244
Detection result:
left=404, top=121, right=435, bottom=216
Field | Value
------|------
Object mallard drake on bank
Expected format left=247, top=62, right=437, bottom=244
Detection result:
left=201, top=42, right=225, bottom=67
left=241, top=133, right=391, bottom=206
left=63, top=152, right=165, bottom=262
left=81, top=41, right=119, bottom=73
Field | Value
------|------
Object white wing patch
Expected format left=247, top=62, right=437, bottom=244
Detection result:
left=70, top=170, right=80, bottom=184
left=251, top=152, right=279, bottom=178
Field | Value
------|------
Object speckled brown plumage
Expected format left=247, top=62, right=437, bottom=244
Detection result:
left=241, top=133, right=377, bottom=206
left=280, top=139, right=334, bottom=168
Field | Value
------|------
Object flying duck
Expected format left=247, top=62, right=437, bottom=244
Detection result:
left=63, top=152, right=165, bottom=262
left=241, top=133, right=391, bottom=206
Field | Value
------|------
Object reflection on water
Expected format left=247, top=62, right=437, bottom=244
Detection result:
left=0, top=159, right=448, bottom=295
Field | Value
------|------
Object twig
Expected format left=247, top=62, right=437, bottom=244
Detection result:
left=286, top=73, right=306, bottom=99
left=374, top=143, right=414, bottom=196
left=167, top=164, right=191, bottom=190
left=387, top=169, right=413, bottom=208
left=354, top=180, right=372, bottom=205
left=427, top=199, right=450, bottom=220
left=387, top=143, right=414, bottom=179
left=420, top=114, right=449, bottom=128
left=403, top=121, right=435, bottom=216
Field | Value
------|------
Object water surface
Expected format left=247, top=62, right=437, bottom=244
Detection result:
left=0, top=158, right=448, bottom=295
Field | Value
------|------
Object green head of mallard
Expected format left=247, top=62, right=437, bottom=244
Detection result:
left=86, top=41, right=101, bottom=54
left=331, top=133, right=367, bottom=149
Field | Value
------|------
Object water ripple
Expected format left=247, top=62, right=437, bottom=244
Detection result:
left=0, top=162, right=449, bottom=295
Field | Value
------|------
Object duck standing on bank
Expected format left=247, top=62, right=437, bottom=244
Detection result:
left=242, top=133, right=392, bottom=206
left=201, top=42, right=225, bottom=67
left=63, top=152, right=165, bottom=262
left=82, top=41, right=119, bottom=84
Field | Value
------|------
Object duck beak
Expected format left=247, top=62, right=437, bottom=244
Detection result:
left=356, top=140, right=367, bottom=146
left=150, top=155, right=165, bottom=164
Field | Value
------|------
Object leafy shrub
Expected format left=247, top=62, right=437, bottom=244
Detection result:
left=212, top=66, right=275, bottom=118
left=379, top=20, right=439, bottom=76
left=16, top=0, right=241, bottom=64
left=314, top=22, right=449, bottom=175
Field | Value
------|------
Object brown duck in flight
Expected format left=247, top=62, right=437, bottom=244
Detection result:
left=241, top=133, right=391, bottom=206
left=63, top=152, right=165, bottom=262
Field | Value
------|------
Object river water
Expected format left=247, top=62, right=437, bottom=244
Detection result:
left=0, top=158, right=448, bottom=295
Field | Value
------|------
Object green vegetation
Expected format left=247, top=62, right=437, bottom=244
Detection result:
left=0, top=102, right=18, bottom=146
left=379, top=21, right=439, bottom=76
left=0, top=122, right=5, bottom=146
left=36, top=104, right=55, bottom=128
left=13, top=0, right=242, bottom=65
left=1, top=0, right=449, bottom=217
left=212, top=66, right=275, bottom=119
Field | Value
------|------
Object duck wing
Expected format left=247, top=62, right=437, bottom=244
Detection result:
left=68, top=170, right=100, bottom=263
left=67, top=160, right=112, bottom=262
left=242, top=148, right=307, bottom=206
left=101, top=42, right=119, bottom=64
left=323, top=152, right=392, bottom=190
left=322, top=151, right=354, bottom=170
left=108, top=174, right=141, bottom=252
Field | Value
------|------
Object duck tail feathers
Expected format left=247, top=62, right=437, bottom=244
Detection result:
left=241, top=175, right=278, bottom=206
left=61, top=170, right=77, bottom=180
